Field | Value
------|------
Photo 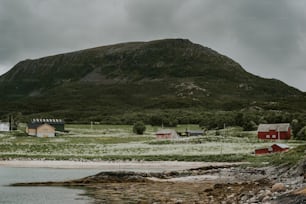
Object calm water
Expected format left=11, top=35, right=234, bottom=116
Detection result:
left=0, top=167, right=101, bottom=204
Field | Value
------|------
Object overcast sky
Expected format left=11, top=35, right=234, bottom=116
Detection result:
left=0, top=0, right=306, bottom=90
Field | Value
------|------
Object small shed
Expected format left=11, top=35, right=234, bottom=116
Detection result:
left=0, top=122, right=10, bottom=132
left=26, top=123, right=55, bottom=137
left=156, top=129, right=178, bottom=139
left=255, top=144, right=289, bottom=155
left=257, top=123, right=291, bottom=140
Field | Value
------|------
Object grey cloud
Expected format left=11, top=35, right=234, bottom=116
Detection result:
left=231, top=1, right=302, bottom=62
left=124, top=0, right=185, bottom=34
left=0, top=0, right=127, bottom=63
left=0, top=0, right=305, bottom=90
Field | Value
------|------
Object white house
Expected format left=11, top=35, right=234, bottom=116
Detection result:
left=0, top=122, right=10, bottom=132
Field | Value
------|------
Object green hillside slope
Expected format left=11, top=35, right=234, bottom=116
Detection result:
left=0, top=39, right=303, bottom=122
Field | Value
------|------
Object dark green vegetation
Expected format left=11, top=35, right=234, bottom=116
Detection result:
left=0, top=38, right=305, bottom=125
left=0, top=153, right=247, bottom=162
left=133, top=121, right=146, bottom=135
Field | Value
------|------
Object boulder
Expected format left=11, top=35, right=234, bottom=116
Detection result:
left=271, top=183, right=286, bottom=192
left=262, top=195, right=271, bottom=202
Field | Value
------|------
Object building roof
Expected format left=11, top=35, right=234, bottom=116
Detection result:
left=257, top=123, right=290, bottom=132
left=28, top=123, right=56, bottom=130
left=156, top=129, right=179, bottom=139
left=31, top=118, right=64, bottom=124
left=186, top=130, right=204, bottom=134
left=28, top=123, right=42, bottom=129
left=156, top=129, right=176, bottom=134
left=273, top=143, right=289, bottom=149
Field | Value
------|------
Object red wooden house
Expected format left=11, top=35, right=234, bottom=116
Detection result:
left=255, top=144, right=289, bottom=155
left=255, top=147, right=270, bottom=155
left=257, top=123, right=291, bottom=140
left=271, top=144, right=289, bottom=152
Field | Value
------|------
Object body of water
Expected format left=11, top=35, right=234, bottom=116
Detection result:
left=0, top=167, right=100, bottom=204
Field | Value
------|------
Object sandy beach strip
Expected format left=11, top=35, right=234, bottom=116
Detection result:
left=0, top=160, right=244, bottom=172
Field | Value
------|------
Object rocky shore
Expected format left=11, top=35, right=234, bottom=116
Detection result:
left=11, top=160, right=306, bottom=204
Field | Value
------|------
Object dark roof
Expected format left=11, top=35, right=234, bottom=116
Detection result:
left=28, top=123, right=55, bottom=130
left=27, top=123, right=43, bottom=129
left=31, top=118, right=64, bottom=125
left=28, top=119, right=64, bottom=129
left=186, top=130, right=204, bottom=134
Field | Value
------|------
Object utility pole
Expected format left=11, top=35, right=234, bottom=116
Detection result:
left=278, top=126, right=280, bottom=141
left=9, top=115, right=12, bottom=131
left=220, top=123, right=226, bottom=155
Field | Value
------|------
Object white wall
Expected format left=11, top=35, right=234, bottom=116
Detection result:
left=0, top=123, right=10, bottom=132
left=37, top=132, right=55, bottom=137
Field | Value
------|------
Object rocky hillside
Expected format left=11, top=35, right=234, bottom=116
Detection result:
left=0, top=39, right=303, bottom=121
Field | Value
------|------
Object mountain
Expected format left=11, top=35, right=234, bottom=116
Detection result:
left=0, top=39, right=303, bottom=122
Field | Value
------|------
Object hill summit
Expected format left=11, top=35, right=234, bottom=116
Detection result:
left=1, top=39, right=247, bottom=85
left=0, top=39, right=303, bottom=122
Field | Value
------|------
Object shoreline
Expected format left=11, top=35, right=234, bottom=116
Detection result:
left=0, top=160, right=244, bottom=171
left=6, top=159, right=306, bottom=203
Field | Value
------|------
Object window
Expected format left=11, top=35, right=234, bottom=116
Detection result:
left=266, top=135, right=270, bottom=138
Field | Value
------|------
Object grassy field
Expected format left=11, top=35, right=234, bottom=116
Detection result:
left=0, top=124, right=304, bottom=164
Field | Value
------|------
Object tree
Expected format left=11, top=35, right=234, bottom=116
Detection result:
left=234, top=113, right=244, bottom=127
left=242, top=120, right=257, bottom=131
left=133, top=121, right=146, bottom=135
left=296, top=126, right=306, bottom=140
left=149, top=115, right=163, bottom=126
left=291, top=119, right=306, bottom=139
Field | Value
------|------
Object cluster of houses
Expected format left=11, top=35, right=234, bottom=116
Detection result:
left=255, top=123, right=291, bottom=155
left=0, top=118, right=65, bottom=137
left=155, top=123, right=292, bottom=156
left=0, top=119, right=294, bottom=155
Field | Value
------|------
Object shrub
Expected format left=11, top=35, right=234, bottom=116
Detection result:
left=11, top=131, right=27, bottom=137
left=133, top=121, right=146, bottom=135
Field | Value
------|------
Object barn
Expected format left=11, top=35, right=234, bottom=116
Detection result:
left=255, top=144, right=289, bottom=155
left=0, top=122, right=10, bottom=132
left=257, top=123, right=291, bottom=140
left=26, top=123, right=55, bottom=137
left=156, top=129, right=179, bottom=139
